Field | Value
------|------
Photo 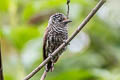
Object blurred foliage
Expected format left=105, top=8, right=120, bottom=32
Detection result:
left=0, top=0, right=9, bottom=12
left=7, top=27, right=40, bottom=51
left=0, top=28, right=2, bottom=38
left=0, top=0, right=120, bottom=80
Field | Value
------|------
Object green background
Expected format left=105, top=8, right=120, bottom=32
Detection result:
left=0, top=0, right=120, bottom=80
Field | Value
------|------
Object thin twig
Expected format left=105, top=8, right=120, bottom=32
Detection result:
left=40, top=71, right=47, bottom=80
left=24, top=0, right=106, bottom=80
left=67, top=0, right=70, bottom=18
left=0, top=40, right=4, bottom=80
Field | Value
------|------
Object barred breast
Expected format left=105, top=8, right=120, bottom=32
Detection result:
left=47, top=25, right=68, bottom=62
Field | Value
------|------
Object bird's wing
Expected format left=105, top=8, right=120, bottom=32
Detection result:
left=43, top=26, right=49, bottom=60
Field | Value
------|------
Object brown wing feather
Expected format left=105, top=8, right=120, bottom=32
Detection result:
left=43, top=26, right=49, bottom=60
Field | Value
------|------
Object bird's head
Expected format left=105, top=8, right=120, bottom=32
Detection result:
left=49, top=13, right=72, bottom=26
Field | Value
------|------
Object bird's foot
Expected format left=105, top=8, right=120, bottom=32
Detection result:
left=49, top=54, right=54, bottom=63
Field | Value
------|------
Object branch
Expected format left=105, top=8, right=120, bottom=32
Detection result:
left=67, top=0, right=70, bottom=18
left=0, top=40, right=4, bottom=80
left=40, top=71, right=47, bottom=80
left=24, top=0, right=106, bottom=80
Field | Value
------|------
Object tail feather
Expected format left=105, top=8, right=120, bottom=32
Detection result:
left=46, top=61, right=54, bottom=72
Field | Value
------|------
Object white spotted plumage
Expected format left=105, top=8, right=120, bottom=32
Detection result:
left=43, top=13, right=71, bottom=72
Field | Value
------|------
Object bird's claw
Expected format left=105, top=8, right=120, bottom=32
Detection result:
left=49, top=54, right=54, bottom=63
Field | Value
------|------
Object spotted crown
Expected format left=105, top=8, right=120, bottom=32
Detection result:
left=49, top=13, right=67, bottom=24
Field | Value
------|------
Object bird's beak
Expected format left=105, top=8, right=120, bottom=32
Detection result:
left=63, top=19, right=72, bottom=24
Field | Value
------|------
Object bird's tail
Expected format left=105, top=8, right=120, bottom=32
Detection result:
left=46, top=61, right=54, bottom=72
left=40, top=61, right=54, bottom=80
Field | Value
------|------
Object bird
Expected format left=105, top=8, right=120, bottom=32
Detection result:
left=43, top=13, right=72, bottom=72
